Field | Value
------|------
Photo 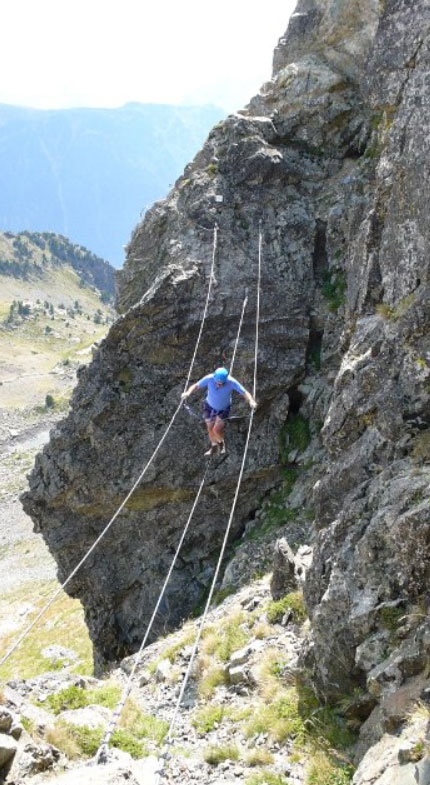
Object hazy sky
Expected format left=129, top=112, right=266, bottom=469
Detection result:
left=2, top=1, right=297, bottom=111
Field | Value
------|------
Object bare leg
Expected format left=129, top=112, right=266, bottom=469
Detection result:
left=213, top=417, right=226, bottom=452
left=204, top=420, right=217, bottom=455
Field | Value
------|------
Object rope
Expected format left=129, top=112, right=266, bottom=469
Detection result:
left=156, top=222, right=263, bottom=783
left=183, top=287, right=249, bottom=424
left=183, top=224, right=218, bottom=391
left=97, top=261, right=248, bottom=762
left=254, top=222, right=262, bottom=400
left=0, top=225, right=219, bottom=671
left=96, top=462, right=211, bottom=763
left=229, top=290, right=248, bottom=377
left=183, top=402, right=249, bottom=423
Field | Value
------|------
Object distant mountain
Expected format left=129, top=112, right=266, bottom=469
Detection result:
left=0, top=231, right=115, bottom=301
left=0, top=230, right=116, bottom=415
left=0, top=103, right=225, bottom=267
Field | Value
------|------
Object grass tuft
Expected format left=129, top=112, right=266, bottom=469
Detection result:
left=43, top=683, right=121, bottom=715
left=45, top=722, right=102, bottom=759
left=121, top=699, right=168, bottom=744
left=266, top=592, right=307, bottom=624
left=192, top=704, right=224, bottom=734
left=244, top=688, right=303, bottom=743
left=199, top=666, right=228, bottom=699
left=214, top=611, right=249, bottom=662
left=111, top=728, right=147, bottom=759
left=321, top=269, right=346, bottom=312
left=280, top=414, right=311, bottom=459
left=306, top=750, right=354, bottom=784
left=246, top=771, right=290, bottom=785
left=245, top=748, right=275, bottom=766
left=204, top=743, right=239, bottom=765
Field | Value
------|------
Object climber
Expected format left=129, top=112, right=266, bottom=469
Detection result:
left=181, top=367, right=257, bottom=456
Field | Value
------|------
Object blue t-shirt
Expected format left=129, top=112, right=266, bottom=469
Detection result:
left=197, top=374, right=246, bottom=410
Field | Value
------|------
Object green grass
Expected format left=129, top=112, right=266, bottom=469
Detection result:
left=192, top=704, right=224, bottom=734
left=376, top=293, right=416, bottom=322
left=199, top=666, right=228, bottom=699
left=281, top=465, right=299, bottom=493
left=243, top=507, right=296, bottom=544
left=50, top=723, right=147, bottom=759
left=245, top=748, right=275, bottom=767
left=204, top=743, right=239, bottom=765
left=21, top=716, right=36, bottom=735
left=246, top=772, right=290, bottom=785
left=148, top=628, right=196, bottom=674
left=244, top=689, right=304, bottom=743
left=213, top=586, right=236, bottom=606
left=281, top=414, right=311, bottom=456
left=321, top=270, right=346, bottom=312
left=379, top=605, right=405, bottom=635
left=215, top=612, right=250, bottom=662
left=111, top=728, right=147, bottom=759
left=306, top=753, right=354, bottom=784
left=206, top=162, right=218, bottom=178
left=227, top=705, right=252, bottom=722
left=46, top=722, right=103, bottom=758
left=122, top=700, right=168, bottom=745
left=0, top=580, right=93, bottom=681
left=45, top=698, right=166, bottom=762
left=266, top=592, right=307, bottom=624
left=44, top=683, right=121, bottom=714
left=240, top=682, right=355, bottom=782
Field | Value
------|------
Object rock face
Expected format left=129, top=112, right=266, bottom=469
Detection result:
left=22, top=7, right=430, bottom=760
left=302, top=0, right=430, bottom=709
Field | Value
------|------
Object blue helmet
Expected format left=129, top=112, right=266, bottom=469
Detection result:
left=214, top=367, right=229, bottom=383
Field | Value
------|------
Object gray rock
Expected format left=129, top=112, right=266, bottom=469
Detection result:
left=43, top=756, right=158, bottom=785
left=270, top=538, right=296, bottom=600
left=138, top=669, right=151, bottom=687
left=228, top=642, right=263, bottom=668
left=416, top=757, right=430, bottom=785
left=0, top=731, right=17, bottom=768
left=41, top=644, right=79, bottom=666
left=13, top=740, right=61, bottom=777
left=155, top=659, right=172, bottom=683
left=58, top=705, right=111, bottom=730
left=228, top=666, right=249, bottom=685
left=0, top=708, right=13, bottom=734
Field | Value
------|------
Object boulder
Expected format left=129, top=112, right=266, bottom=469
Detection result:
left=0, top=732, right=17, bottom=769
left=270, top=538, right=297, bottom=600
left=58, top=705, right=111, bottom=730
left=13, top=740, right=61, bottom=777
left=43, top=753, right=160, bottom=785
left=155, top=659, right=172, bottom=683
left=0, top=708, right=13, bottom=734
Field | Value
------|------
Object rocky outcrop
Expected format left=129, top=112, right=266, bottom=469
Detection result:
left=22, top=13, right=430, bottom=785
left=302, top=0, right=430, bottom=706
left=24, top=0, right=377, bottom=669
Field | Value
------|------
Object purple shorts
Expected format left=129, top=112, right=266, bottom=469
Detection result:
left=204, top=402, right=230, bottom=422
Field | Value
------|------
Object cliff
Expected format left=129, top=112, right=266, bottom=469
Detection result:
left=22, top=3, right=430, bottom=780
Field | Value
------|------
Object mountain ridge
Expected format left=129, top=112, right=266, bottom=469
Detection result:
left=0, top=102, right=225, bottom=266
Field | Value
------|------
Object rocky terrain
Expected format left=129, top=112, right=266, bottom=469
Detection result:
left=7, top=0, right=430, bottom=783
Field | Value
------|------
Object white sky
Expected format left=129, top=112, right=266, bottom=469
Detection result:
left=1, top=1, right=297, bottom=111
